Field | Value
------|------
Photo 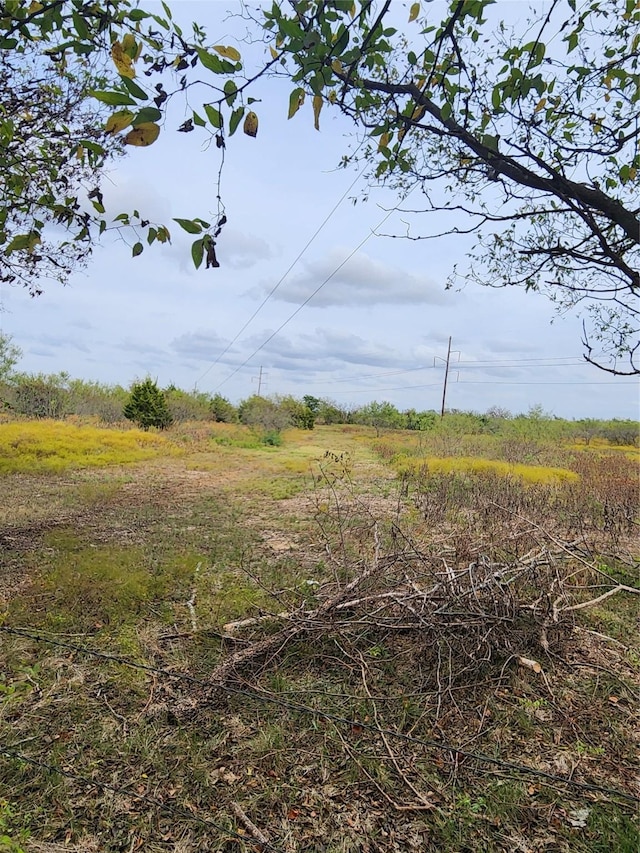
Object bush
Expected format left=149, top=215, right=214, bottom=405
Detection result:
left=2, top=372, right=70, bottom=419
left=123, top=378, right=172, bottom=431
left=164, top=386, right=213, bottom=422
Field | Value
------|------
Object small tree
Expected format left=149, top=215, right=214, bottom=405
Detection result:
left=123, top=379, right=172, bottom=431
left=0, top=333, right=22, bottom=382
left=354, top=401, right=405, bottom=436
left=210, top=393, right=238, bottom=423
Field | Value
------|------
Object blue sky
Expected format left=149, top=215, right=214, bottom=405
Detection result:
left=1, top=0, right=638, bottom=418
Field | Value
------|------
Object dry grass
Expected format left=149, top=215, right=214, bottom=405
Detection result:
left=0, top=422, right=638, bottom=852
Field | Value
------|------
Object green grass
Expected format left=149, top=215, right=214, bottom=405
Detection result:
left=0, top=421, right=638, bottom=852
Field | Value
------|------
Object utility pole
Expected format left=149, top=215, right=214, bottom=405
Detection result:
left=434, top=337, right=459, bottom=417
left=253, top=366, right=267, bottom=396
left=440, top=337, right=452, bottom=418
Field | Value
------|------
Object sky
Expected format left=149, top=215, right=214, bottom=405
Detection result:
left=2, top=0, right=639, bottom=419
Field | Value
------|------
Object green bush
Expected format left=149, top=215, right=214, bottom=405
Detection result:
left=123, top=378, right=172, bottom=431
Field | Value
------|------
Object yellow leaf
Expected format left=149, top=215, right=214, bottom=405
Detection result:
left=629, top=167, right=637, bottom=181
left=328, top=90, right=337, bottom=104
left=349, top=2, right=356, bottom=18
left=111, top=41, right=135, bottom=78
left=269, top=46, right=278, bottom=59
left=411, top=104, right=426, bottom=123
left=331, top=59, right=344, bottom=76
left=123, top=122, right=160, bottom=146
left=243, top=111, right=258, bottom=137
left=313, top=95, right=323, bottom=131
left=213, top=45, right=241, bottom=62
left=105, top=110, right=134, bottom=134
left=28, top=0, right=43, bottom=12
left=122, top=33, right=137, bottom=58
left=534, top=97, right=547, bottom=113
left=409, top=2, right=420, bottom=22
left=378, top=132, right=389, bottom=151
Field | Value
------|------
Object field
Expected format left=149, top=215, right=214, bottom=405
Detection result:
left=0, top=420, right=638, bottom=852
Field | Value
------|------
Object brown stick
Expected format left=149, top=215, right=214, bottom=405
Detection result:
left=230, top=801, right=271, bottom=847
left=561, top=584, right=639, bottom=612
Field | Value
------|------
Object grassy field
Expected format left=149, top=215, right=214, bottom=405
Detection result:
left=0, top=421, right=638, bottom=852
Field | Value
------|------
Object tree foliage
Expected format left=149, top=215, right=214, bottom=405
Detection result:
left=251, top=0, right=640, bottom=373
left=0, top=332, right=21, bottom=381
left=123, top=377, right=172, bottom=430
left=0, top=0, right=258, bottom=288
left=2, top=0, right=639, bottom=374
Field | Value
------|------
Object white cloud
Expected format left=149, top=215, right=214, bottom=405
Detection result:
left=257, top=248, right=448, bottom=307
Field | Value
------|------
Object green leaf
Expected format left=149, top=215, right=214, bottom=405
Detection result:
left=132, top=107, right=162, bottom=125
left=128, top=9, right=149, bottom=21
left=122, top=76, right=149, bottom=101
left=288, top=87, right=305, bottom=119
left=229, top=106, right=245, bottom=136
left=6, top=232, right=39, bottom=253
left=224, top=79, right=238, bottom=106
left=72, top=10, right=89, bottom=40
left=204, top=104, right=223, bottom=129
left=173, top=218, right=203, bottom=235
left=132, top=242, right=143, bottom=257
left=193, top=111, right=206, bottom=127
left=90, top=90, right=136, bottom=107
left=191, top=238, right=204, bottom=269
left=196, top=48, right=226, bottom=74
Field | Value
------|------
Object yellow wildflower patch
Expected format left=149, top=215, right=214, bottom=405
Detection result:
left=393, top=454, right=579, bottom=485
left=0, top=420, right=176, bottom=474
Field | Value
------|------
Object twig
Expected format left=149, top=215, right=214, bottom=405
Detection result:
left=561, top=584, right=639, bottom=612
left=186, top=561, right=202, bottom=633
left=230, top=801, right=271, bottom=847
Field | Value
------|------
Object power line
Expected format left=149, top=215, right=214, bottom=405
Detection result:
left=282, top=358, right=591, bottom=392
left=214, top=198, right=407, bottom=392
left=194, top=154, right=368, bottom=388
left=458, top=380, right=639, bottom=386
left=329, top=381, right=443, bottom=395
left=2, top=625, right=638, bottom=805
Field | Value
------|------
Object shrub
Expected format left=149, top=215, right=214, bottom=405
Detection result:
left=123, top=378, right=172, bottom=431
left=2, top=372, right=70, bottom=419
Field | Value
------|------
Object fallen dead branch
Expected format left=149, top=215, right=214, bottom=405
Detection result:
left=230, top=801, right=271, bottom=848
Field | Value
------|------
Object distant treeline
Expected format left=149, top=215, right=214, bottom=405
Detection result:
left=0, top=370, right=637, bottom=446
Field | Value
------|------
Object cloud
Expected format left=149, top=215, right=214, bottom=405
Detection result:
left=258, top=249, right=447, bottom=307
left=41, top=334, right=90, bottom=354
left=485, top=338, right=540, bottom=354
left=251, top=327, right=411, bottom=372
left=217, top=228, right=273, bottom=269
left=120, top=338, right=169, bottom=358
left=170, top=329, right=234, bottom=362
